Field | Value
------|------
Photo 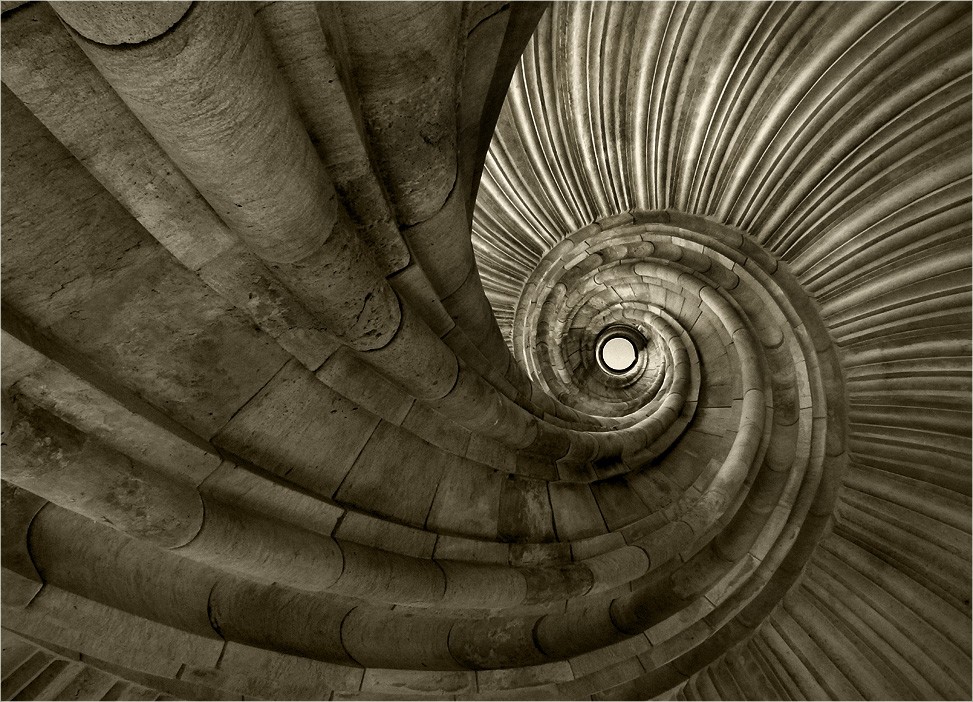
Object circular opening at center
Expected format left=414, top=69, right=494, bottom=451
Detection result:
left=601, top=336, right=637, bottom=372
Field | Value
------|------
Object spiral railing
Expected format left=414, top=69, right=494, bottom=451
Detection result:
left=0, top=1, right=969, bottom=700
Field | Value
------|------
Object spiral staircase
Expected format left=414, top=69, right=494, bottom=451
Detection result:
left=1, top=2, right=970, bottom=700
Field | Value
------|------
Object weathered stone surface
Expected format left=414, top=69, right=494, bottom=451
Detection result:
left=209, top=581, right=356, bottom=666
left=335, top=421, right=446, bottom=527
left=549, top=482, right=608, bottom=541
left=3, top=399, right=203, bottom=548
left=28, top=506, right=216, bottom=638
left=427, top=457, right=503, bottom=539
left=214, top=360, right=380, bottom=498
left=3, top=331, right=221, bottom=486
left=3, top=584, right=222, bottom=676
left=498, top=475, right=556, bottom=543
left=336, top=510, right=436, bottom=559
left=316, top=346, right=415, bottom=426
left=50, top=2, right=190, bottom=45
left=0, top=483, right=46, bottom=607
left=209, top=642, right=362, bottom=700
left=336, top=2, right=461, bottom=226
left=200, top=461, right=344, bottom=538
left=0, top=1, right=969, bottom=700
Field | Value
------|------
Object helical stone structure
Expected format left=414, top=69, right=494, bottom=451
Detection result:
left=480, top=207, right=849, bottom=675
left=0, top=1, right=969, bottom=700
left=467, top=1, right=969, bottom=696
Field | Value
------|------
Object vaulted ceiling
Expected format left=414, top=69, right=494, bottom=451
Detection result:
left=1, top=2, right=970, bottom=700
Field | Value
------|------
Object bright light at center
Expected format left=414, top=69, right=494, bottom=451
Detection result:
left=602, top=336, right=637, bottom=371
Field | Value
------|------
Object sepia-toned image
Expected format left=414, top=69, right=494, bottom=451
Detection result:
left=0, top=2, right=970, bottom=700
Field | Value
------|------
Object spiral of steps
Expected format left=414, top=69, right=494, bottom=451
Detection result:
left=0, top=1, right=969, bottom=700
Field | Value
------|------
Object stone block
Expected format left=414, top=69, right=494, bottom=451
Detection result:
left=217, top=642, right=362, bottom=699
left=427, top=457, right=502, bottom=539
left=591, top=476, right=651, bottom=532
left=316, top=347, right=414, bottom=425
left=403, top=401, right=472, bottom=457
left=549, top=482, right=609, bottom=541
left=337, top=421, right=447, bottom=528
left=498, top=475, right=556, bottom=542
left=337, top=511, right=436, bottom=559
left=215, top=360, right=379, bottom=498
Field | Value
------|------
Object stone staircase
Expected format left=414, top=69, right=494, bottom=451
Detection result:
left=2, top=632, right=172, bottom=702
